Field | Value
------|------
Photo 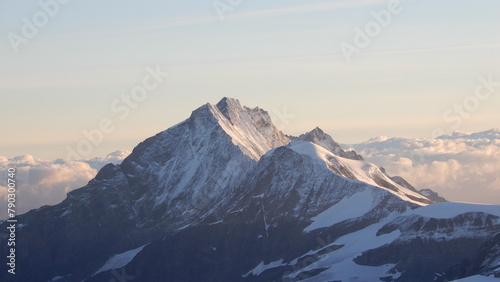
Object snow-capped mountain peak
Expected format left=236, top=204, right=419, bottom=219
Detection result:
left=294, top=127, right=363, bottom=160
left=205, top=97, right=290, bottom=160
left=107, top=98, right=292, bottom=229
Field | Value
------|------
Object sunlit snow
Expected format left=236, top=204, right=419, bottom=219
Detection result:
left=93, top=244, right=148, bottom=276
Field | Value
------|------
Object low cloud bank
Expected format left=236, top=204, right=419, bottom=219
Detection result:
left=0, top=150, right=130, bottom=219
left=347, top=129, right=500, bottom=204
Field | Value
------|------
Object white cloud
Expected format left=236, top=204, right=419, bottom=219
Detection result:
left=347, top=129, right=500, bottom=204
left=0, top=150, right=130, bottom=219
left=231, top=0, right=391, bottom=20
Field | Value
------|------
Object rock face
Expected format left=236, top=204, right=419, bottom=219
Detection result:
left=440, top=233, right=500, bottom=280
left=419, top=188, right=448, bottom=203
left=355, top=209, right=499, bottom=281
left=0, top=98, right=498, bottom=282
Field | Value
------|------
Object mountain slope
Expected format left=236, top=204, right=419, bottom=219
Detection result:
left=118, top=97, right=289, bottom=229
left=88, top=142, right=499, bottom=281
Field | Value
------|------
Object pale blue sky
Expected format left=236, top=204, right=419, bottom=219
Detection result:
left=1, top=0, right=500, bottom=160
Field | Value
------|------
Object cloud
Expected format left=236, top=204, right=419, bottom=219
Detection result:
left=363, top=42, right=500, bottom=57
left=83, top=150, right=131, bottom=171
left=0, top=150, right=130, bottom=219
left=347, top=129, right=500, bottom=204
left=231, top=0, right=391, bottom=20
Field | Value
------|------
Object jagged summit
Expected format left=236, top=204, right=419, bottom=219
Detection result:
left=126, top=97, right=288, bottom=165
left=187, top=97, right=290, bottom=160
left=213, top=97, right=269, bottom=124
left=208, top=97, right=290, bottom=160
left=215, top=96, right=245, bottom=119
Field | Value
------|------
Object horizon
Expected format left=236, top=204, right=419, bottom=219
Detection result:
left=1, top=0, right=500, bottom=161
left=1, top=95, right=499, bottom=160
left=0, top=95, right=498, bottom=161
left=0, top=100, right=498, bottom=216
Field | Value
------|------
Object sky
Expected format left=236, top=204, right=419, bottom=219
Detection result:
left=0, top=0, right=499, bottom=211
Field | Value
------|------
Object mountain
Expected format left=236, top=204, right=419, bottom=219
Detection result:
left=1, top=98, right=498, bottom=282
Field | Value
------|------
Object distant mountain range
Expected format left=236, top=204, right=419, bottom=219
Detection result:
left=1, top=98, right=498, bottom=281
